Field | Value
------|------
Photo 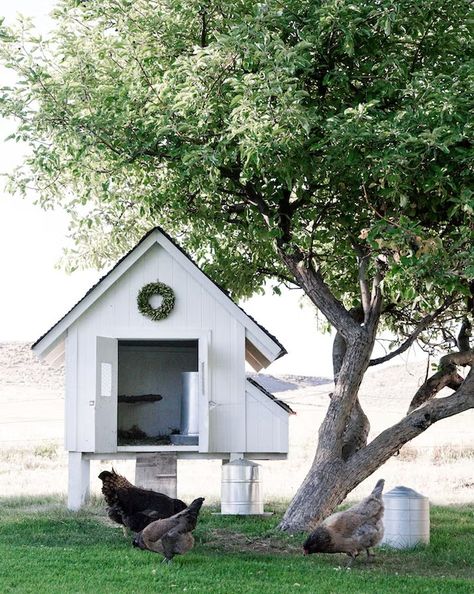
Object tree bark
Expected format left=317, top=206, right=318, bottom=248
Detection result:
left=407, top=349, right=473, bottom=413
left=279, top=355, right=474, bottom=533
left=277, top=256, right=380, bottom=532
left=279, top=334, right=375, bottom=531
left=276, top=254, right=474, bottom=534
left=331, top=308, right=370, bottom=461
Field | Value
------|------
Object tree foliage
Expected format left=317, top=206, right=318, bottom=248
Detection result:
left=2, top=0, right=473, bottom=531
left=1, top=0, right=471, bottom=334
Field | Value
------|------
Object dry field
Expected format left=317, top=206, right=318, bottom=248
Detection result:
left=1, top=342, right=473, bottom=505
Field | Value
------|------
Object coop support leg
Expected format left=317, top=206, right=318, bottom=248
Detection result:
left=68, top=452, right=90, bottom=510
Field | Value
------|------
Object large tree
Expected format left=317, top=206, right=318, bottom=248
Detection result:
left=1, top=0, right=473, bottom=531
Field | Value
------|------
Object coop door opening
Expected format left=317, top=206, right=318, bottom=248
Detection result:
left=117, top=340, right=199, bottom=446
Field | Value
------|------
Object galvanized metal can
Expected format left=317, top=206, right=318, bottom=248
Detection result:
left=382, top=485, right=430, bottom=548
left=221, top=458, right=264, bottom=515
left=181, top=371, right=199, bottom=436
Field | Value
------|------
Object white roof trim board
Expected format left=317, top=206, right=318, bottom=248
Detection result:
left=32, top=227, right=287, bottom=367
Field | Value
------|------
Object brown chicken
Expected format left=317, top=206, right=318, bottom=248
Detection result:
left=303, top=478, right=385, bottom=565
left=133, top=497, right=205, bottom=563
left=98, top=468, right=187, bottom=536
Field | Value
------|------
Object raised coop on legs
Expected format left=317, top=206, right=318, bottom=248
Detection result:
left=32, top=227, right=294, bottom=511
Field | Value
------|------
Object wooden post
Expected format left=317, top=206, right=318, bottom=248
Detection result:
left=135, top=453, right=177, bottom=497
left=68, top=452, right=90, bottom=510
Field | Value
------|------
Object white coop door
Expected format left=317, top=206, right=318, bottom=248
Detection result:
left=95, top=336, right=118, bottom=453
left=198, top=334, right=210, bottom=452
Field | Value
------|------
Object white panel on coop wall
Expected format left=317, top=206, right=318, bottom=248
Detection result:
left=94, top=336, right=118, bottom=453
left=208, top=308, right=246, bottom=453
left=96, top=244, right=174, bottom=331
left=171, top=257, right=188, bottom=321
left=65, top=328, right=78, bottom=451
left=74, top=328, right=96, bottom=452
left=198, top=332, right=210, bottom=453
left=186, top=273, right=204, bottom=328
left=245, top=386, right=289, bottom=453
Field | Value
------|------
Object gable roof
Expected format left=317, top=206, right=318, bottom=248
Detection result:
left=32, top=226, right=287, bottom=369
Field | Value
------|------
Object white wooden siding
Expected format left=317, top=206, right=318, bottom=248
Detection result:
left=245, top=381, right=289, bottom=453
left=64, top=328, right=78, bottom=451
left=69, top=243, right=247, bottom=453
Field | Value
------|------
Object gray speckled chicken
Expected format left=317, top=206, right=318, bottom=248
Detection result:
left=303, top=479, right=385, bottom=565
left=133, top=497, right=205, bottom=563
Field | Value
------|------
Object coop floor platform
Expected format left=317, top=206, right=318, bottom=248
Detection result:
left=117, top=445, right=199, bottom=453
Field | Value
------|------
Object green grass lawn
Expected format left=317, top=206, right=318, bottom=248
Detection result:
left=0, top=497, right=473, bottom=594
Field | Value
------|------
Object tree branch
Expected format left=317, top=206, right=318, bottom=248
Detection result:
left=407, top=357, right=467, bottom=414
left=409, top=15, right=437, bottom=74
left=348, top=367, right=474, bottom=475
left=218, top=165, right=272, bottom=225
left=276, top=188, right=293, bottom=246
left=199, top=8, right=208, bottom=48
left=331, top=306, right=370, bottom=461
left=440, top=349, right=474, bottom=367
left=280, top=253, right=364, bottom=340
left=369, top=298, right=455, bottom=366
left=457, top=317, right=472, bottom=351
left=366, top=267, right=383, bottom=336
left=255, top=267, right=300, bottom=287
left=355, top=247, right=371, bottom=320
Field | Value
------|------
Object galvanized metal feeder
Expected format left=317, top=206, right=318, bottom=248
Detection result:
left=382, top=486, right=430, bottom=548
left=221, top=458, right=265, bottom=515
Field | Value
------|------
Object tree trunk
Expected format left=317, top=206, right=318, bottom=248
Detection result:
left=331, top=307, right=370, bottom=460
left=277, top=254, right=473, bottom=533
left=279, top=333, right=375, bottom=531
left=279, top=360, right=474, bottom=533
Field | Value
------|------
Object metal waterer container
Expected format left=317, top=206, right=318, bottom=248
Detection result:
left=170, top=371, right=199, bottom=445
left=382, top=486, right=430, bottom=548
left=221, top=458, right=264, bottom=515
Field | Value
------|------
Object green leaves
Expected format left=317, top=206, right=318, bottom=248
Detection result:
left=0, top=0, right=472, bottom=348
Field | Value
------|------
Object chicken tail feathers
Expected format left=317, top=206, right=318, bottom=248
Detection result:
left=371, top=479, right=385, bottom=498
left=186, top=497, right=205, bottom=520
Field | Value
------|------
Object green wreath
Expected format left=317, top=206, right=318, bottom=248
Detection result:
left=137, top=281, right=175, bottom=321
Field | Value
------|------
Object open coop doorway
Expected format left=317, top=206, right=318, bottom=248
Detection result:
left=117, top=339, right=199, bottom=447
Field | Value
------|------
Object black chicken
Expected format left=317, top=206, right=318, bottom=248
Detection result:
left=98, top=469, right=187, bottom=535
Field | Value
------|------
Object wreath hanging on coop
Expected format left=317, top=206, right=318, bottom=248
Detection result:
left=137, top=281, right=175, bottom=321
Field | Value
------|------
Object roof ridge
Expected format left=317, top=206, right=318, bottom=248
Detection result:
left=32, top=226, right=287, bottom=361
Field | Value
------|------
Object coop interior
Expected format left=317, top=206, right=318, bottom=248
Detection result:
left=117, top=339, right=199, bottom=447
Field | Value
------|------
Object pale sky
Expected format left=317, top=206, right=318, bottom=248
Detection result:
left=0, top=1, right=421, bottom=378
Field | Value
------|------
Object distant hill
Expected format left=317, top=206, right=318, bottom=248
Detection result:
left=0, top=342, right=332, bottom=394
left=246, top=373, right=331, bottom=393
left=0, top=342, right=64, bottom=388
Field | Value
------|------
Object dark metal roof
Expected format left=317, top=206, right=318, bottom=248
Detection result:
left=246, top=377, right=296, bottom=415
left=32, top=226, right=287, bottom=360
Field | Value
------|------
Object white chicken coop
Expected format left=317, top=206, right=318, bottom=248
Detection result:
left=32, top=227, right=294, bottom=509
